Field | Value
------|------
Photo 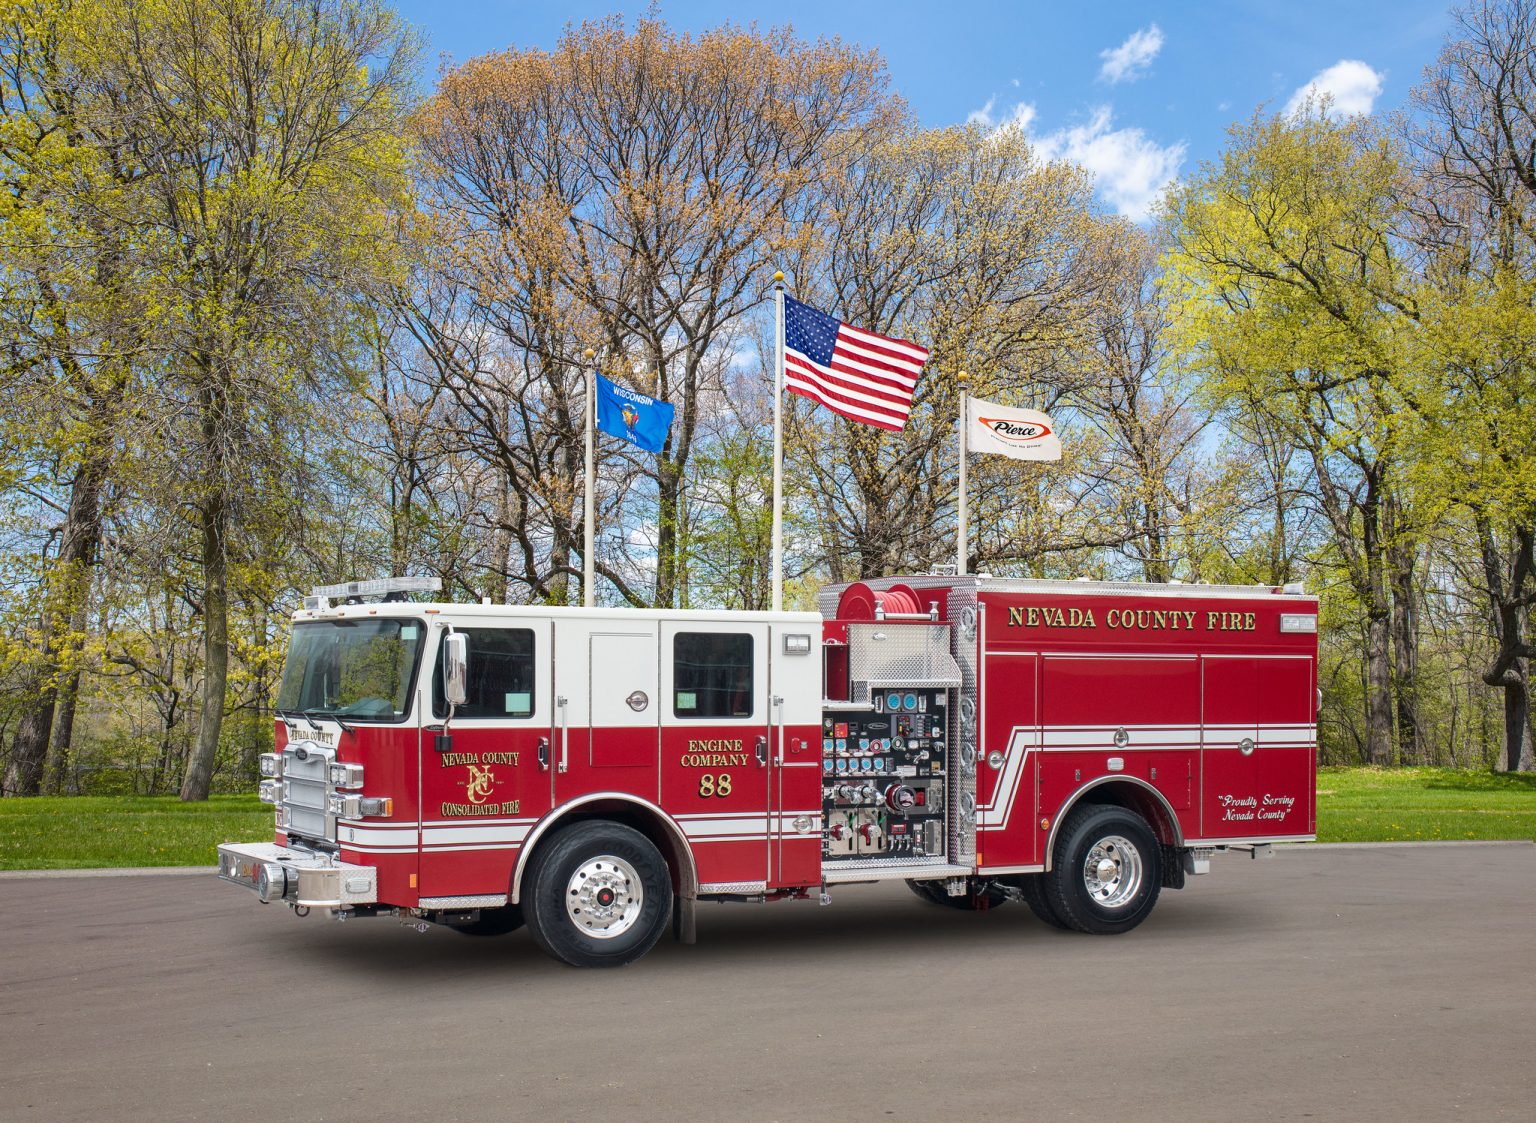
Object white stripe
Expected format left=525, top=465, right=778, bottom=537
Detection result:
left=785, top=354, right=911, bottom=419
left=422, top=824, right=532, bottom=846
left=837, top=322, right=929, bottom=364
left=829, top=337, right=923, bottom=385
left=978, top=722, right=1317, bottom=831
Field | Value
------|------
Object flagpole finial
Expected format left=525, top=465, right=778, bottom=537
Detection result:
left=773, top=271, right=784, bottom=284
left=958, top=369, right=969, bottom=384
left=583, top=348, right=595, bottom=360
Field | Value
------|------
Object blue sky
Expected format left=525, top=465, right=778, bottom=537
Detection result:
left=391, top=1, right=1458, bottom=221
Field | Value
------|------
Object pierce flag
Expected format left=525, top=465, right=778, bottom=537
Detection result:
left=783, top=295, right=928, bottom=431
left=966, top=395, right=1061, bottom=461
left=595, top=372, right=674, bottom=454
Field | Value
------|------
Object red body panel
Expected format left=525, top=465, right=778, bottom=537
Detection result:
left=973, top=588, right=1316, bottom=871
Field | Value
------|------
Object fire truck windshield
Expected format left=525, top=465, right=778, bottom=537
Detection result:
left=276, top=619, right=424, bottom=722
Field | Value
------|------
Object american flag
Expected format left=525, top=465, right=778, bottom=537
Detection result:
left=783, top=295, right=929, bottom=431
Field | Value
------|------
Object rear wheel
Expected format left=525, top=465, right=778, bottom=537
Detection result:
left=523, top=822, right=673, bottom=967
left=1015, top=874, right=1071, bottom=930
left=1044, top=803, right=1161, bottom=935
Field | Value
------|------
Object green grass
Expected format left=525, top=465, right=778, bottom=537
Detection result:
left=0, top=769, right=1532, bottom=869
left=1316, top=767, right=1536, bottom=842
left=0, top=795, right=272, bottom=870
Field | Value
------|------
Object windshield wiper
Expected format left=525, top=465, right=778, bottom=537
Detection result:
left=304, top=708, right=354, bottom=736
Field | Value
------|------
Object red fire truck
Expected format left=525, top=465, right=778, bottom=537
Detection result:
left=218, top=573, right=1318, bottom=967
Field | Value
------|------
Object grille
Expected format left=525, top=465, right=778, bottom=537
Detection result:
left=282, top=741, right=336, bottom=844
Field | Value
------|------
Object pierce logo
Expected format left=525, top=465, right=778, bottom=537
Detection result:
left=980, top=417, right=1052, bottom=443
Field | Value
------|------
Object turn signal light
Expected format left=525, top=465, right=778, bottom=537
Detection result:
left=329, top=794, right=393, bottom=818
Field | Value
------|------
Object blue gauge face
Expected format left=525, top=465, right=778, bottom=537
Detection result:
left=903, top=693, right=918, bottom=711
left=874, top=758, right=885, bottom=772
left=886, top=692, right=903, bottom=710
left=862, top=758, right=874, bottom=771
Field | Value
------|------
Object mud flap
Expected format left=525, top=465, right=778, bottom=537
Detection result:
left=673, top=896, right=697, bottom=944
left=1161, top=844, right=1186, bottom=890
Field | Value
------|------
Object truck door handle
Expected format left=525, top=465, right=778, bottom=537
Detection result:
left=557, top=697, right=569, bottom=773
left=755, top=736, right=768, bottom=767
left=537, top=737, right=550, bottom=770
left=772, top=695, right=784, bottom=765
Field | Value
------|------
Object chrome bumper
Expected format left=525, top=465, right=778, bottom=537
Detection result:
left=218, top=842, right=377, bottom=908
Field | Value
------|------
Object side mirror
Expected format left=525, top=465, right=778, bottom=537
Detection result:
left=443, top=633, right=469, bottom=707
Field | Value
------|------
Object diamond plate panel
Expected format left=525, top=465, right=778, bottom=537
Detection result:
left=845, top=623, right=961, bottom=704
left=419, top=895, right=509, bottom=909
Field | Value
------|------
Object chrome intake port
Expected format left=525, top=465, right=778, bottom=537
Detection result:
left=256, top=862, right=292, bottom=904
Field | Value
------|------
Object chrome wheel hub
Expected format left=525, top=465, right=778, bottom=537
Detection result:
left=1082, top=834, right=1143, bottom=909
left=565, top=855, right=643, bottom=939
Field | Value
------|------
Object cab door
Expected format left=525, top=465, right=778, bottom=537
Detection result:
left=418, top=620, right=554, bottom=898
left=660, top=621, right=770, bottom=890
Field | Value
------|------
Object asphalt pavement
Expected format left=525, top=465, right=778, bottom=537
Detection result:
left=1, top=842, right=1532, bottom=1122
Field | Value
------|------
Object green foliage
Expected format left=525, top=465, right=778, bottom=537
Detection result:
left=0, top=795, right=271, bottom=868
left=1316, top=766, right=1536, bottom=841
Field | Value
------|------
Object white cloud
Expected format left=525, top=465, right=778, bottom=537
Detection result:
left=1035, top=107, right=1186, bottom=222
left=967, top=96, right=997, bottom=126
left=1099, top=25, right=1164, bottom=84
left=968, top=98, right=1036, bottom=133
left=1284, top=59, right=1383, bottom=117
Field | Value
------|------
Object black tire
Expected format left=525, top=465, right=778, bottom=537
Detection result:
left=905, top=878, right=947, bottom=905
left=449, top=903, right=524, bottom=936
left=1043, top=803, right=1161, bottom=935
left=523, top=822, right=673, bottom=967
left=905, top=878, right=1009, bottom=911
left=1015, top=874, right=1071, bottom=930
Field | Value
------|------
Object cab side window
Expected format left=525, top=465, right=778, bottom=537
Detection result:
left=673, top=632, right=754, bottom=718
left=433, top=628, right=535, bottom=718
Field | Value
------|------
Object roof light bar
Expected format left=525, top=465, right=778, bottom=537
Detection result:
left=310, top=577, right=442, bottom=602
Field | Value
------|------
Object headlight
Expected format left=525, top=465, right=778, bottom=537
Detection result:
left=329, top=762, right=364, bottom=788
left=258, top=780, right=280, bottom=804
left=258, top=753, right=283, bottom=778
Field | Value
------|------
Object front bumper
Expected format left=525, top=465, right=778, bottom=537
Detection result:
left=218, top=842, right=378, bottom=908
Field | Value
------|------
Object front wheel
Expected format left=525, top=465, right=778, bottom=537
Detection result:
left=523, top=822, right=673, bottom=967
left=1044, top=803, right=1161, bottom=935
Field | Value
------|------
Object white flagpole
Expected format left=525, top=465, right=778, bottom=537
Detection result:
left=957, top=370, right=969, bottom=576
left=771, top=273, right=787, bottom=612
left=583, top=348, right=596, bottom=608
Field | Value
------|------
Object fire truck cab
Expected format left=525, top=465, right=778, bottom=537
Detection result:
left=219, top=573, right=1318, bottom=967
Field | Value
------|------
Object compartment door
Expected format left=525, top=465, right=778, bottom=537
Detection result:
left=976, top=653, right=1039, bottom=869
left=1201, top=656, right=1314, bottom=839
left=588, top=632, right=660, bottom=771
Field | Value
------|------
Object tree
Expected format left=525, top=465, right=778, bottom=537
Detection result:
left=68, top=0, right=417, bottom=798
left=1409, top=0, right=1536, bottom=770
left=411, top=19, right=895, bottom=608
left=0, top=0, right=150, bottom=794
left=786, top=123, right=1123, bottom=582
left=1163, top=108, right=1420, bottom=766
